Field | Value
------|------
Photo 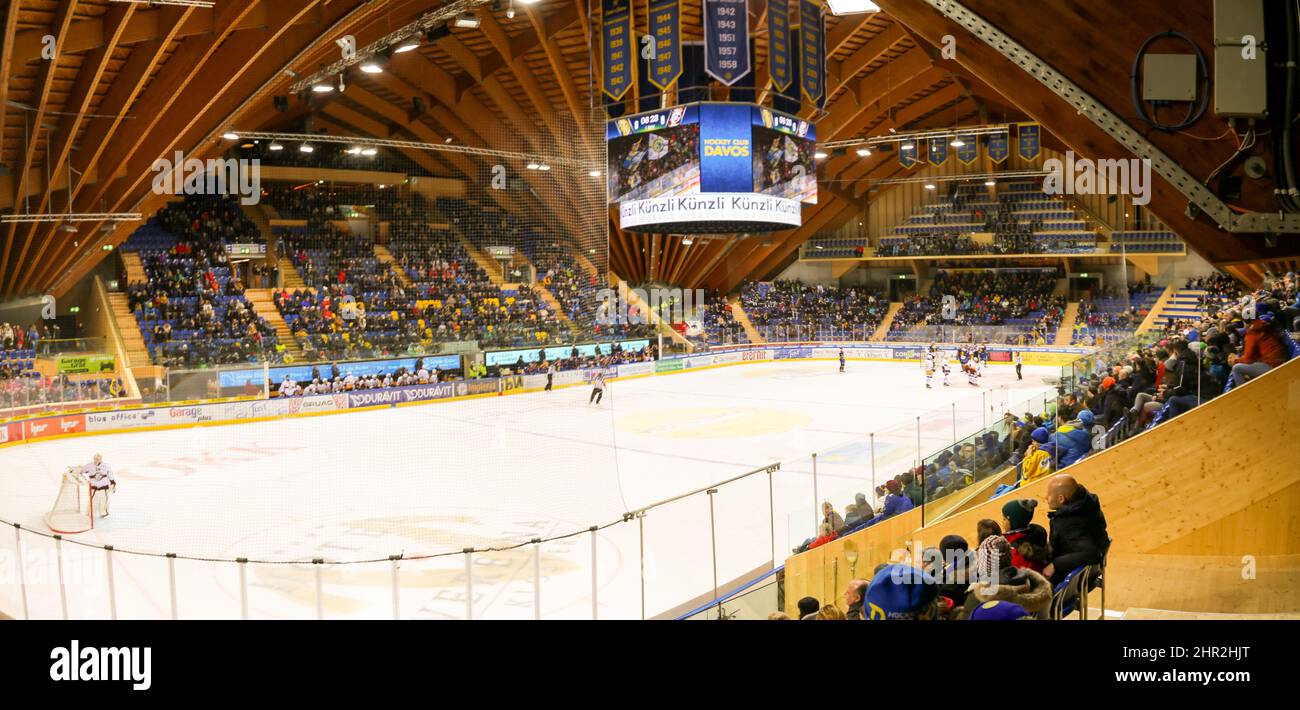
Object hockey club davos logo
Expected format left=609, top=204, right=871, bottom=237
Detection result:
left=50, top=641, right=152, bottom=690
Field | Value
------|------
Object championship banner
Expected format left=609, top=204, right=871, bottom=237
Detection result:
left=647, top=0, right=682, bottom=90
left=987, top=131, right=1010, bottom=164
left=768, top=0, right=793, bottom=91
left=703, top=0, right=751, bottom=85
left=602, top=0, right=635, bottom=101
left=1017, top=122, right=1041, bottom=161
left=57, top=354, right=116, bottom=374
left=899, top=143, right=918, bottom=169
left=798, top=0, right=825, bottom=104
left=956, top=134, right=978, bottom=165
left=928, top=137, right=948, bottom=166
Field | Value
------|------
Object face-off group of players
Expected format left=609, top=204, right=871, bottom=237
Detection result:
left=924, top=343, right=988, bottom=388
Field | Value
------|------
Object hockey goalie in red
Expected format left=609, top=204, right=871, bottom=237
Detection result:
left=45, top=453, right=116, bottom=534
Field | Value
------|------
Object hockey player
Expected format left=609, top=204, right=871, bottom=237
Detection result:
left=80, top=453, right=116, bottom=519
left=940, top=354, right=952, bottom=387
left=589, top=370, right=607, bottom=405
left=923, top=345, right=938, bottom=388
left=839, top=349, right=846, bottom=373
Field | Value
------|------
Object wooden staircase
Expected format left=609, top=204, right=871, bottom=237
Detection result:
left=610, top=274, right=692, bottom=351
left=728, top=297, right=765, bottom=344
left=1136, top=284, right=1175, bottom=333
left=245, top=288, right=305, bottom=362
left=106, top=292, right=151, bottom=367
left=870, top=302, right=904, bottom=342
left=121, top=251, right=147, bottom=284
left=278, top=257, right=307, bottom=289
left=374, top=245, right=411, bottom=287
left=1055, top=302, right=1081, bottom=346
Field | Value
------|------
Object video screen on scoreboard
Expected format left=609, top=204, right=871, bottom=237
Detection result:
left=752, top=107, right=817, bottom=204
left=606, top=105, right=701, bottom=203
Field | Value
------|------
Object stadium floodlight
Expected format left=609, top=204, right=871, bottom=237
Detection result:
left=311, top=83, right=334, bottom=93
left=682, top=238, right=693, bottom=245
left=924, top=183, right=937, bottom=190
left=900, top=142, right=914, bottom=150
left=517, top=0, right=540, bottom=4
left=345, top=147, right=363, bottom=155
left=527, top=163, right=541, bottom=170
left=454, top=13, right=481, bottom=29
left=222, top=132, right=239, bottom=140
left=814, top=151, right=828, bottom=160
left=826, top=0, right=881, bottom=15
left=393, top=39, right=421, bottom=53
left=268, top=143, right=284, bottom=151
left=538, top=164, right=551, bottom=171
left=985, top=180, right=997, bottom=186
left=299, top=143, right=314, bottom=153
left=589, top=170, right=601, bottom=177
left=949, top=137, right=966, bottom=147
left=360, top=60, right=383, bottom=74
left=856, top=148, right=871, bottom=157
left=361, top=148, right=378, bottom=156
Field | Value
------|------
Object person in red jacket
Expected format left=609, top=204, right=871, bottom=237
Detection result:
left=1231, top=311, right=1287, bottom=383
left=808, top=523, right=839, bottom=550
left=1000, top=499, right=1049, bottom=573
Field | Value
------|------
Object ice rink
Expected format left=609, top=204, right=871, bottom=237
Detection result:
left=0, top=358, right=1059, bottom=619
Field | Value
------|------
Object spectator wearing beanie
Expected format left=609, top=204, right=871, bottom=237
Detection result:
left=958, top=535, right=1052, bottom=620
left=870, top=479, right=916, bottom=524
left=797, top=596, right=820, bottom=619
left=1000, top=499, right=1049, bottom=573
left=865, top=564, right=940, bottom=620
left=1019, top=427, right=1054, bottom=485
left=934, top=534, right=973, bottom=611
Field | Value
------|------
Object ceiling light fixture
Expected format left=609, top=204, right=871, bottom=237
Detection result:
left=826, top=0, right=881, bottom=15
left=856, top=148, right=871, bottom=157
left=361, top=148, right=378, bottom=156
left=814, top=151, right=828, bottom=160
left=950, top=138, right=966, bottom=147
left=312, top=83, right=334, bottom=93
left=222, top=131, right=239, bottom=140
left=269, top=143, right=283, bottom=151
left=360, top=61, right=383, bottom=74
left=300, top=143, right=314, bottom=153
left=393, top=40, right=420, bottom=53
left=454, top=12, right=481, bottom=29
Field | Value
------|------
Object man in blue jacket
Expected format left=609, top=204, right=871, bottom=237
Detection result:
left=1047, top=409, right=1093, bottom=468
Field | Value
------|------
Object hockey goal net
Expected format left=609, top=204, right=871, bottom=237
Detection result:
left=45, top=467, right=94, bottom=534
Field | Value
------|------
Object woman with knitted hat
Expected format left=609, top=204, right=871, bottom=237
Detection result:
left=958, top=535, right=1052, bottom=620
left=1000, top=499, right=1049, bottom=573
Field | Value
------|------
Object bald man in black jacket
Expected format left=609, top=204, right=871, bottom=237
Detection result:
left=1041, top=474, right=1110, bottom=587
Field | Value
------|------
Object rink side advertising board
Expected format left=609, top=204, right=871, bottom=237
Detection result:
left=610, top=102, right=812, bottom=232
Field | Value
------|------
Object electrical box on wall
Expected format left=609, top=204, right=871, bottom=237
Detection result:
left=1213, top=0, right=1267, bottom=118
left=1143, top=54, right=1198, bottom=101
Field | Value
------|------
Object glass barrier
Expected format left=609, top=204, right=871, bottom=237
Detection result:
left=677, top=568, right=782, bottom=620
left=32, top=337, right=109, bottom=357
left=884, top=324, right=1053, bottom=346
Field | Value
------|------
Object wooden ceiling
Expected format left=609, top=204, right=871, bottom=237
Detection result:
left=0, top=0, right=1022, bottom=299
left=7, top=1, right=1281, bottom=299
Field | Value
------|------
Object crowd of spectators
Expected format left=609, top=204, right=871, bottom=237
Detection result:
left=739, top=280, right=889, bottom=341
left=0, top=373, right=127, bottom=410
left=126, top=197, right=280, bottom=367
left=888, top=270, right=1063, bottom=342
left=786, top=472, right=1109, bottom=620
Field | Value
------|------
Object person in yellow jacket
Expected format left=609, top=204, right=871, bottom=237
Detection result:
left=1019, top=427, right=1054, bottom=486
